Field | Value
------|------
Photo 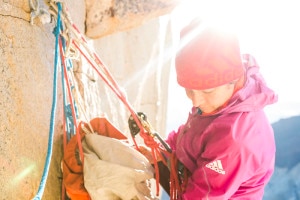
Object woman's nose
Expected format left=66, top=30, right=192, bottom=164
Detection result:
left=186, top=89, right=204, bottom=107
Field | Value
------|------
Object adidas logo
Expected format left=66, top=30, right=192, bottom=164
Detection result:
left=205, top=160, right=226, bottom=175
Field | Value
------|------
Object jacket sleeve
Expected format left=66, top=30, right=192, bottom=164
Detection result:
left=166, top=125, right=185, bottom=151
left=182, top=123, right=258, bottom=200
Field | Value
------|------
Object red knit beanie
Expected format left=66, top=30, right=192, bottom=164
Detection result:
left=176, top=19, right=244, bottom=90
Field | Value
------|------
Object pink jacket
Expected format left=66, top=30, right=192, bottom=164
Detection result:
left=166, top=55, right=278, bottom=200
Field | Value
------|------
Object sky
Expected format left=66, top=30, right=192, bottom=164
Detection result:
left=166, top=0, right=300, bottom=132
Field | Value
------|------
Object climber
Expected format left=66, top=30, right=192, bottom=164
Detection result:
left=143, top=18, right=278, bottom=199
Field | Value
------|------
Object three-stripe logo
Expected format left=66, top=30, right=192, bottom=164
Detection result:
left=205, top=160, right=226, bottom=175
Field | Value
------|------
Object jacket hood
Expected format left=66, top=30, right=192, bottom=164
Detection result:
left=219, top=54, right=278, bottom=114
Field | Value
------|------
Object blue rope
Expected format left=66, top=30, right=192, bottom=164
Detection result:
left=61, top=33, right=77, bottom=142
left=61, top=43, right=72, bottom=141
left=32, top=3, right=62, bottom=200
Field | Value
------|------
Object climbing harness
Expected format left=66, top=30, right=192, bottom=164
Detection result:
left=32, top=1, right=184, bottom=199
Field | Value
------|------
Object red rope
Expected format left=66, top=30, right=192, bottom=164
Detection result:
left=71, top=37, right=181, bottom=198
left=72, top=40, right=142, bottom=149
left=62, top=106, right=67, bottom=154
left=59, top=37, right=84, bottom=165
left=57, top=4, right=180, bottom=200
left=62, top=111, right=67, bottom=200
left=139, top=130, right=162, bottom=195
left=70, top=21, right=176, bottom=198
left=169, top=153, right=181, bottom=200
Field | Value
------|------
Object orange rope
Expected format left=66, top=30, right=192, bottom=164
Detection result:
left=139, top=130, right=163, bottom=196
left=170, top=153, right=180, bottom=200
left=139, top=128, right=187, bottom=199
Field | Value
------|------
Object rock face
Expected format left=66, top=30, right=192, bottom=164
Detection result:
left=85, top=0, right=179, bottom=38
left=0, top=0, right=177, bottom=199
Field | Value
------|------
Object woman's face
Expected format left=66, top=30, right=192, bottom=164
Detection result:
left=185, top=83, right=235, bottom=114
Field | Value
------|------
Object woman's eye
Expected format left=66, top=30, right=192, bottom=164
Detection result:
left=201, top=88, right=215, bottom=94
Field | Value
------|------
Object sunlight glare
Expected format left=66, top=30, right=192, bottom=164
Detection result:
left=11, top=163, right=36, bottom=185
left=172, top=0, right=300, bottom=122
